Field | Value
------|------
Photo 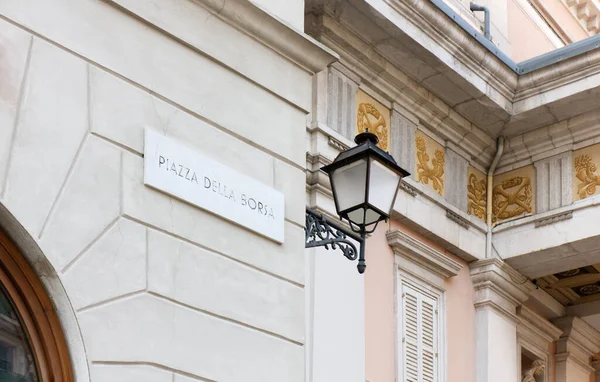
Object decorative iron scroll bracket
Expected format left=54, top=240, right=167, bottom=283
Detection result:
left=305, top=208, right=367, bottom=273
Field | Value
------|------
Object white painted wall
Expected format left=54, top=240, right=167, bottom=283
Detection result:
left=475, top=308, right=520, bottom=382
left=307, top=246, right=365, bottom=382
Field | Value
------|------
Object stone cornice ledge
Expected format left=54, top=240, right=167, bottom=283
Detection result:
left=384, top=0, right=518, bottom=94
left=107, top=0, right=339, bottom=73
left=517, top=305, right=563, bottom=348
left=493, top=195, right=600, bottom=234
left=195, top=0, right=339, bottom=72
left=387, top=229, right=462, bottom=279
left=553, top=316, right=600, bottom=371
left=470, top=259, right=535, bottom=321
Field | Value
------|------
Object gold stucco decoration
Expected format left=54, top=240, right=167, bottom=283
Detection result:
left=492, top=176, right=533, bottom=222
left=574, top=154, right=600, bottom=200
left=415, top=135, right=444, bottom=195
left=467, top=173, right=486, bottom=220
left=357, top=103, right=388, bottom=150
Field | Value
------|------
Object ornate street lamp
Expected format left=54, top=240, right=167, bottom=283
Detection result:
left=305, top=130, right=410, bottom=274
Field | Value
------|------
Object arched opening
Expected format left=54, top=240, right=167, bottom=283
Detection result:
left=0, top=229, right=73, bottom=381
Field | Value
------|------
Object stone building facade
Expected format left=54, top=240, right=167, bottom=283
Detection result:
left=3, top=0, right=600, bottom=382
left=305, top=1, right=600, bottom=382
left=0, top=0, right=335, bottom=381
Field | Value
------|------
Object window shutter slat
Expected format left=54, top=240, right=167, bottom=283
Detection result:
left=402, top=285, right=420, bottom=382
left=400, top=282, right=439, bottom=382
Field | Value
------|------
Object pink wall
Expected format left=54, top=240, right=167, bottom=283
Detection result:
left=364, top=220, right=476, bottom=382
left=539, top=0, right=590, bottom=42
left=364, top=221, right=396, bottom=382
left=507, top=0, right=591, bottom=62
left=508, top=0, right=556, bottom=62
left=444, top=256, right=476, bottom=382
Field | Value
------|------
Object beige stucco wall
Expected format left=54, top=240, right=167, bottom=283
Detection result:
left=365, top=220, right=475, bottom=382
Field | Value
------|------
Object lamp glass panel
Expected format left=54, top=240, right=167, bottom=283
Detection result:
left=331, top=159, right=368, bottom=213
left=367, top=159, right=401, bottom=215
left=347, top=207, right=382, bottom=226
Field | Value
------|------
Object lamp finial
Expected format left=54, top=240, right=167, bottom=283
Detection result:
left=354, top=129, right=379, bottom=145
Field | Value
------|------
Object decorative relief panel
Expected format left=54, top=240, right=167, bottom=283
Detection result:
left=573, top=143, right=600, bottom=201
left=356, top=90, right=390, bottom=151
left=415, top=130, right=445, bottom=196
left=467, top=166, right=486, bottom=221
left=492, top=166, right=535, bottom=223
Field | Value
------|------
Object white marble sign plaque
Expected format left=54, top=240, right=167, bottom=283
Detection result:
left=144, top=129, right=285, bottom=243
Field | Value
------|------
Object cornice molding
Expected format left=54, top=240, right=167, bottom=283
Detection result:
left=387, top=229, right=462, bottom=279
left=195, top=0, right=340, bottom=72
left=388, top=0, right=600, bottom=104
left=385, top=0, right=518, bottom=93
left=553, top=316, right=600, bottom=371
left=307, top=0, right=600, bottom=172
left=560, top=0, right=600, bottom=36
left=305, top=2, right=498, bottom=168
left=517, top=305, right=563, bottom=349
left=470, top=259, right=535, bottom=320
left=109, top=0, right=338, bottom=74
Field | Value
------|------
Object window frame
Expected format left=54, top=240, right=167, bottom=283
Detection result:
left=396, top=267, right=446, bottom=382
left=0, top=229, right=73, bottom=381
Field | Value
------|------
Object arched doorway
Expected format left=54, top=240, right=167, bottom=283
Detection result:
left=0, top=229, right=73, bottom=381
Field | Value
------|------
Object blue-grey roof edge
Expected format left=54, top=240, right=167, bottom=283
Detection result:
left=428, top=0, right=600, bottom=76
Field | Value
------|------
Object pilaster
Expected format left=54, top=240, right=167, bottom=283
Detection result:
left=390, top=106, right=417, bottom=175
left=470, top=259, right=535, bottom=382
left=445, top=147, right=468, bottom=212
left=325, top=67, right=358, bottom=140
left=552, top=316, right=600, bottom=382
left=534, top=151, right=572, bottom=214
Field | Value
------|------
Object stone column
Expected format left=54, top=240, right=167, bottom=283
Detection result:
left=470, top=259, right=534, bottom=382
left=552, top=316, right=600, bottom=382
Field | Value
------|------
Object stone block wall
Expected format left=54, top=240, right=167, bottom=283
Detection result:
left=0, top=0, right=329, bottom=380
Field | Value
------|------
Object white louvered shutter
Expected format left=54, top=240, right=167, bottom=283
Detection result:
left=401, top=283, right=439, bottom=382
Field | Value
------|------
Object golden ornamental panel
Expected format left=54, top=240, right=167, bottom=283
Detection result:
left=492, top=166, right=535, bottom=223
left=415, top=130, right=445, bottom=196
left=356, top=90, right=390, bottom=151
left=573, top=143, right=600, bottom=201
left=467, top=166, right=486, bottom=221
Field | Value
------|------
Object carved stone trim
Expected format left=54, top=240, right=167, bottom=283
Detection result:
left=553, top=316, right=600, bottom=372
left=446, top=209, right=469, bottom=229
left=574, top=153, right=600, bottom=200
left=470, top=259, right=534, bottom=321
left=399, top=180, right=418, bottom=197
left=534, top=211, right=573, bottom=228
left=328, top=136, right=349, bottom=152
left=387, top=230, right=462, bottom=280
left=561, top=0, right=600, bottom=35
left=416, top=135, right=445, bottom=195
left=517, top=306, right=563, bottom=349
